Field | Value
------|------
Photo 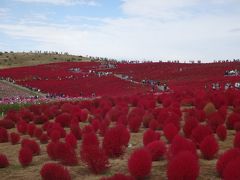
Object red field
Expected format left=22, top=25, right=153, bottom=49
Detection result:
left=0, top=61, right=240, bottom=180
left=0, top=61, right=239, bottom=97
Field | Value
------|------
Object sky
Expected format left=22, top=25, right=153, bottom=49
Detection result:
left=0, top=0, right=240, bottom=62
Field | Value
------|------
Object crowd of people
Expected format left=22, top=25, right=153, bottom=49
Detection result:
left=224, top=69, right=239, bottom=76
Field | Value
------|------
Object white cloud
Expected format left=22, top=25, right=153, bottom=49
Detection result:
left=121, top=0, right=240, bottom=20
left=14, top=0, right=98, bottom=6
left=0, top=8, right=9, bottom=19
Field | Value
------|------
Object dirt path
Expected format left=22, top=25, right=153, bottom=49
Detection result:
left=0, top=80, right=46, bottom=98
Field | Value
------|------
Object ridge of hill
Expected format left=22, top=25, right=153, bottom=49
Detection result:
left=0, top=51, right=92, bottom=69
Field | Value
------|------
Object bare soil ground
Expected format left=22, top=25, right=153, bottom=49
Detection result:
left=0, top=109, right=235, bottom=180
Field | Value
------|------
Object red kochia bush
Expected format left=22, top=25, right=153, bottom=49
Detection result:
left=168, top=135, right=197, bottom=160
left=0, top=118, right=15, bottom=129
left=143, top=129, right=160, bottom=146
left=128, top=115, right=142, bottom=133
left=40, top=133, right=49, bottom=144
left=128, top=148, right=152, bottom=178
left=55, top=113, right=72, bottom=127
left=103, top=125, right=130, bottom=157
left=191, top=125, right=212, bottom=147
left=21, top=139, right=40, bottom=155
left=163, top=123, right=178, bottom=143
left=81, top=145, right=109, bottom=174
left=227, top=112, right=240, bottom=129
left=16, top=120, right=28, bottom=134
left=216, top=124, right=227, bottom=141
left=40, top=163, right=71, bottom=180
left=0, top=127, right=8, bottom=143
left=223, top=157, right=240, bottom=180
left=216, top=148, right=240, bottom=177
left=56, top=142, right=78, bottom=166
left=65, top=133, right=77, bottom=149
left=146, top=140, right=166, bottom=161
left=47, top=141, right=59, bottom=160
left=10, top=132, right=20, bottom=145
left=200, top=135, right=219, bottom=160
left=183, top=117, right=199, bottom=138
left=18, top=147, right=33, bottom=167
left=167, top=151, right=199, bottom=180
left=0, top=154, right=9, bottom=168
left=234, top=132, right=240, bottom=148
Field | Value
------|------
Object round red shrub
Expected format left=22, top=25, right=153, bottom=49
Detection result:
left=128, top=115, right=142, bottom=133
left=200, top=135, right=219, bottom=160
left=47, top=141, right=59, bottom=160
left=10, top=132, right=20, bottom=145
left=40, top=163, right=71, bottom=180
left=65, top=133, right=77, bottom=149
left=183, top=117, right=199, bottom=138
left=234, top=132, right=240, bottom=148
left=81, top=145, right=109, bottom=174
left=103, top=125, right=130, bottom=157
left=70, top=124, right=82, bottom=140
left=191, top=125, right=212, bottom=147
left=216, top=124, right=227, bottom=141
left=57, top=142, right=78, bottom=166
left=21, top=139, right=40, bottom=155
left=0, top=127, right=8, bottom=143
left=0, top=154, right=9, bottom=168
left=33, top=128, right=43, bottom=139
left=19, top=147, right=33, bottom=167
left=223, top=157, right=240, bottom=180
left=163, top=123, right=178, bottom=143
left=50, top=130, right=61, bottom=142
left=27, top=123, right=36, bottom=137
left=167, top=151, right=199, bottom=180
left=146, top=140, right=166, bottom=161
left=55, top=113, right=72, bottom=127
left=168, top=135, right=197, bottom=159
left=143, top=129, right=160, bottom=146
left=16, top=120, right=28, bottom=134
left=80, top=109, right=89, bottom=122
left=227, top=112, right=240, bottom=130
left=0, top=118, right=15, bottom=129
left=40, top=133, right=49, bottom=144
left=128, top=148, right=152, bottom=178
left=216, top=148, right=240, bottom=177
left=149, top=119, right=159, bottom=130
left=207, top=111, right=225, bottom=132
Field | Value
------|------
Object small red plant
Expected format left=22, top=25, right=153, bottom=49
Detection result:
left=146, top=140, right=166, bottom=161
left=167, top=151, right=199, bottom=180
left=128, top=148, right=152, bottom=178
left=21, top=139, right=40, bottom=156
left=10, top=132, right=20, bottom=145
left=143, top=129, right=160, bottom=146
left=233, top=132, right=240, bottom=148
left=216, top=148, right=240, bottom=177
left=0, top=154, right=9, bottom=168
left=216, top=124, right=227, bottom=141
left=19, top=147, right=33, bottom=167
left=40, top=163, right=71, bottom=180
left=200, top=135, right=219, bottom=160
left=163, top=123, right=178, bottom=143
left=223, top=157, right=240, bottom=180
left=0, top=127, right=8, bottom=143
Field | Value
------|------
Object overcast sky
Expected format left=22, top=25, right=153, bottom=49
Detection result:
left=0, top=0, right=240, bottom=62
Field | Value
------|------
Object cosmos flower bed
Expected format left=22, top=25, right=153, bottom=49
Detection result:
left=0, top=89, right=240, bottom=179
